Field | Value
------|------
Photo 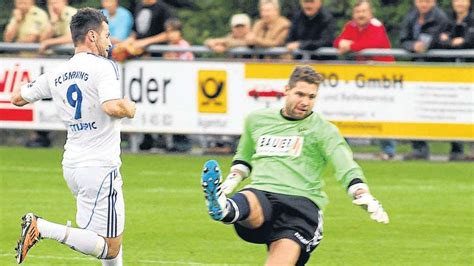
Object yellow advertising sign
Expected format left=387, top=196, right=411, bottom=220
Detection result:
left=245, top=63, right=474, bottom=83
left=244, top=62, right=474, bottom=140
left=198, top=70, right=227, bottom=113
left=332, top=121, right=474, bottom=141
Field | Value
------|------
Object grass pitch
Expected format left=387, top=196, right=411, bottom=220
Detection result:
left=0, top=146, right=472, bottom=265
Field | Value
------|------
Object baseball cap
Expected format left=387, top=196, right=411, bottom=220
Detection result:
left=230, top=13, right=251, bottom=27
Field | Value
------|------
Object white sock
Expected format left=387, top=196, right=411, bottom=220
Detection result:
left=37, top=218, right=107, bottom=258
left=101, top=246, right=122, bottom=266
left=37, top=218, right=67, bottom=241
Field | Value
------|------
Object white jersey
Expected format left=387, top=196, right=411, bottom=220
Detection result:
left=21, top=52, right=122, bottom=167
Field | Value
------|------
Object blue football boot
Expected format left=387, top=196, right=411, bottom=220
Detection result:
left=201, top=160, right=228, bottom=220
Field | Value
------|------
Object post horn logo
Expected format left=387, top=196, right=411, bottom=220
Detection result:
left=198, top=70, right=227, bottom=113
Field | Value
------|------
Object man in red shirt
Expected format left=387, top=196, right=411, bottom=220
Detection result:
left=334, top=0, right=395, bottom=160
left=333, top=0, right=394, bottom=62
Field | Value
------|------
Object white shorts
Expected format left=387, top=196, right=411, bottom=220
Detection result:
left=63, top=166, right=124, bottom=238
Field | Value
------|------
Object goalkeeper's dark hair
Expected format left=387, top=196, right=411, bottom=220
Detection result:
left=288, top=65, right=324, bottom=88
left=70, top=8, right=108, bottom=45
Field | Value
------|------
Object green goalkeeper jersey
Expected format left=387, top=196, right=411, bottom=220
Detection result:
left=234, top=108, right=366, bottom=210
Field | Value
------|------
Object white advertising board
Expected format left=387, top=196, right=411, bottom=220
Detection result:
left=1, top=58, right=472, bottom=140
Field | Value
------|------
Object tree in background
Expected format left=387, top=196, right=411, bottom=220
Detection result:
left=178, top=0, right=452, bottom=47
left=0, top=0, right=453, bottom=47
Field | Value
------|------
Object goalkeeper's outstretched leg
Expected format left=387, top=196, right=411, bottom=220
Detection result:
left=200, top=160, right=319, bottom=265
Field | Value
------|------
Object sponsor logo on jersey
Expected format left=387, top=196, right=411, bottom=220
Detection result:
left=256, top=135, right=303, bottom=156
left=197, top=70, right=227, bottom=113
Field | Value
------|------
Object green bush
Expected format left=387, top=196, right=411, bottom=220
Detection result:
left=0, top=0, right=455, bottom=47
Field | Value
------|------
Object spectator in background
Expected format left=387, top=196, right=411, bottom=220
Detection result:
left=101, top=0, right=133, bottom=44
left=126, top=3, right=181, bottom=151
left=245, top=0, right=291, bottom=50
left=39, top=0, right=77, bottom=54
left=163, top=18, right=194, bottom=60
left=334, top=0, right=396, bottom=160
left=159, top=17, right=194, bottom=152
left=286, top=0, right=336, bottom=59
left=334, top=0, right=394, bottom=62
left=3, top=0, right=49, bottom=43
left=399, top=0, right=462, bottom=161
left=399, top=0, right=449, bottom=54
left=204, top=13, right=251, bottom=53
left=121, top=0, right=172, bottom=53
left=4, top=0, right=50, bottom=148
left=438, top=0, right=473, bottom=161
left=203, top=14, right=252, bottom=153
left=10, top=0, right=76, bottom=147
left=439, top=0, right=474, bottom=49
left=34, top=0, right=77, bottom=147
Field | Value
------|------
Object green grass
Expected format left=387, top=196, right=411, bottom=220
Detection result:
left=0, top=147, right=473, bottom=265
left=349, top=141, right=460, bottom=155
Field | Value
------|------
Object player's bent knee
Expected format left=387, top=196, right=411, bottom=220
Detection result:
left=104, top=235, right=122, bottom=259
left=240, top=191, right=264, bottom=228
left=266, top=239, right=301, bottom=266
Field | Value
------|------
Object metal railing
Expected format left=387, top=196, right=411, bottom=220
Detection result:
left=1, top=42, right=473, bottom=60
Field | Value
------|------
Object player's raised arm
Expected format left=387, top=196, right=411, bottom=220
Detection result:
left=11, top=74, right=51, bottom=107
left=102, top=98, right=136, bottom=118
left=10, top=84, right=29, bottom=107
left=321, top=124, right=389, bottom=224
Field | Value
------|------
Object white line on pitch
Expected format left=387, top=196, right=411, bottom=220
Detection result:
left=0, top=253, right=242, bottom=265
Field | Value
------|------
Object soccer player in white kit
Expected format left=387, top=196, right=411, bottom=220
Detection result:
left=11, top=8, right=136, bottom=265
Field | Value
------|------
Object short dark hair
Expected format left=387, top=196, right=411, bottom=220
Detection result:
left=165, top=18, right=183, bottom=31
left=70, top=8, right=108, bottom=45
left=288, top=65, right=324, bottom=88
left=353, top=0, right=372, bottom=9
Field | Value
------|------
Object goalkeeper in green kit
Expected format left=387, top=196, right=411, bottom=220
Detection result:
left=201, top=65, right=389, bottom=265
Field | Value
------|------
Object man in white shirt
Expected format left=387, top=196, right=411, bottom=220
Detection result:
left=11, top=8, right=135, bottom=265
